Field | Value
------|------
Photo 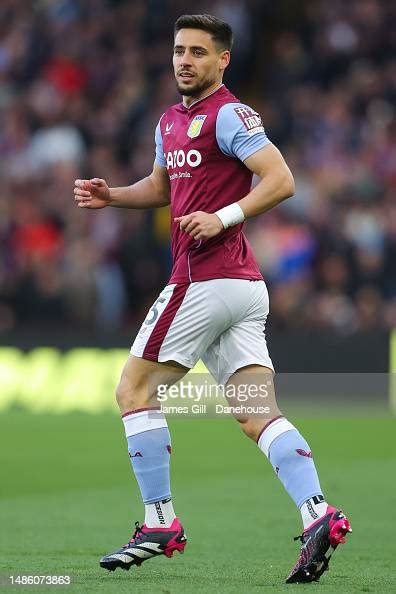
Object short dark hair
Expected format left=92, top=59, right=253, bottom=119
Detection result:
left=174, top=14, right=233, bottom=51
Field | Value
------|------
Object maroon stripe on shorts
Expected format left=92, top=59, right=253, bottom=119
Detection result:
left=143, top=283, right=189, bottom=362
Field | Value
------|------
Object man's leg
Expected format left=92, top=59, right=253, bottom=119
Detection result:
left=227, top=364, right=351, bottom=583
left=228, top=365, right=327, bottom=526
left=117, top=356, right=187, bottom=526
left=100, top=355, right=188, bottom=572
left=102, top=279, right=241, bottom=571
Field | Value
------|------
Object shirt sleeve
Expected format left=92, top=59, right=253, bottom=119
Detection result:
left=154, top=116, right=166, bottom=167
left=216, top=102, right=271, bottom=162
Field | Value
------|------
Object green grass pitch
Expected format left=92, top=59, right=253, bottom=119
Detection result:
left=1, top=411, right=395, bottom=593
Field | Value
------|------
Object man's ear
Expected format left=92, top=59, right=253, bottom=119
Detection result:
left=219, top=50, right=231, bottom=73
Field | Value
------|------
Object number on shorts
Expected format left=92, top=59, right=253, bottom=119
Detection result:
left=145, top=297, right=166, bottom=325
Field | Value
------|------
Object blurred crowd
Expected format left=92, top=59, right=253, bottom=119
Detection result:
left=0, top=0, right=395, bottom=336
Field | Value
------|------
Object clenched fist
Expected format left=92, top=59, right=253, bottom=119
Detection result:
left=74, top=178, right=111, bottom=209
left=174, top=211, right=224, bottom=241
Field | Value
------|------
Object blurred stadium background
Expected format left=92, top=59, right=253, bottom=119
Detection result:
left=1, top=0, right=395, bottom=406
left=1, top=2, right=396, bottom=591
left=0, top=0, right=395, bottom=340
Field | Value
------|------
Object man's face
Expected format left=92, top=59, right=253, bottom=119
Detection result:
left=173, top=28, right=229, bottom=98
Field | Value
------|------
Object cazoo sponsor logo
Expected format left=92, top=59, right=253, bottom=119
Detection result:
left=165, top=149, right=202, bottom=169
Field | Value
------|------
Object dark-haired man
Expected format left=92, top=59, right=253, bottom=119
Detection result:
left=74, top=14, right=351, bottom=584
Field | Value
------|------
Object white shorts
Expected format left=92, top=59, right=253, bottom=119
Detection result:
left=131, top=279, right=274, bottom=385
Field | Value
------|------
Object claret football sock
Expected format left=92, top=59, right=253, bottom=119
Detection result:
left=257, top=417, right=327, bottom=527
left=122, top=409, right=173, bottom=507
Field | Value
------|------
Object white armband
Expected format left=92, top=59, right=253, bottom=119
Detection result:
left=215, top=202, right=245, bottom=229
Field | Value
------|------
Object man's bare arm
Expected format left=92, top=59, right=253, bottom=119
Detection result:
left=175, top=143, right=294, bottom=241
left=238, top=144, right=295, bottom=218
left=74, top=163, right=170, bottom=209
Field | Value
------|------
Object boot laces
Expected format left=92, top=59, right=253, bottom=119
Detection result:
left=125, top=521, right=145, bottom=548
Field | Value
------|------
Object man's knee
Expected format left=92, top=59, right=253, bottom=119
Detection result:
left=115, top=356, right=187, bottom=414
left=115, top=375, right=150, bottom=412
left=237, top=415, right=279, bottom=442
left=238, top=417, right=261, bottom=440
left=115, top=381, right=148, bottom=412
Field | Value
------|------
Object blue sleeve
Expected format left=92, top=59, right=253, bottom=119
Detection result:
left=216, top=103, right=271, bottom=162
left=155, top=116, right=166, bottom=167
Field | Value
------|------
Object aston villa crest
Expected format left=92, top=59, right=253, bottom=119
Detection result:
left=187, top=115, right=207, bottom=138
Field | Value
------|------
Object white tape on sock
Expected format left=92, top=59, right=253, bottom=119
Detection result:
left=257, top=417, right=295, bottom=457
left=122, top=409, right=168, bottom=437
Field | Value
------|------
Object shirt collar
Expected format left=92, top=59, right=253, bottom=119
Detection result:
left=182, top=84, right=224, bottom=109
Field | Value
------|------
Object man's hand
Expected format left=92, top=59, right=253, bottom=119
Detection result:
left=174, top=211, right=224, bottom=241
left=74, top=178, right=111, bottom=209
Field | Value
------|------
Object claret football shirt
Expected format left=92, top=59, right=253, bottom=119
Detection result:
left=155, top=84, right=271, bottom=284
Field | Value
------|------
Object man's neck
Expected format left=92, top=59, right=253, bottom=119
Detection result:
left=183, top=81, right=224, bottom=108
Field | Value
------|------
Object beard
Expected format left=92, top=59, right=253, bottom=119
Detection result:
left=176, top=76, right=216, bottom=97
